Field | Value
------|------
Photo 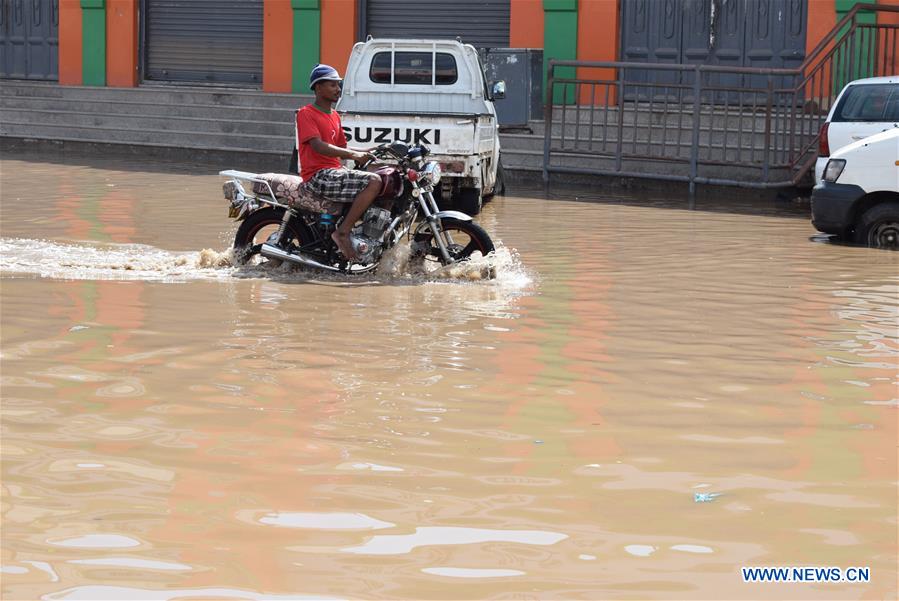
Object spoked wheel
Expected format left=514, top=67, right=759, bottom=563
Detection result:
left=233, top=208, right=307, bottom=266
left=412, top=217, right=495, bottom=266
left=854, top=202, right=899, bottom=250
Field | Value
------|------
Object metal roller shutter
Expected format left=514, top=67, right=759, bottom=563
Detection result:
left=144, top=0, right=263, bottom=85
left=363, top=0, right=510, bottom=48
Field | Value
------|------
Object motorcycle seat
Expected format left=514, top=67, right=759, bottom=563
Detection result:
left=252, top=173, right=343, bottom=216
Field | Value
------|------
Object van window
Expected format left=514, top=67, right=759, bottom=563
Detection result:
left=369, top=52, right=458, bottom=85
left=833, top=83, right=899, bottom=122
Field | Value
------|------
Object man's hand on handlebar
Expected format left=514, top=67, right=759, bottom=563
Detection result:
left=351, top=150, right=376, bottom=163
left=350, top=150, right=377, bottom=169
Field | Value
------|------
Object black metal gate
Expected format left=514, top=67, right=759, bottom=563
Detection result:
left=0, top=0, right=58, bottom=80
left=620, top=0, right=806, bottom=91
left=143, top=0, right=263, bottom=85
left=361, top=0, right=510, bottom=48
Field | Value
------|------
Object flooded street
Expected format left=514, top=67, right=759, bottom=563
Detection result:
left=1, top=152, right=896, bottom=600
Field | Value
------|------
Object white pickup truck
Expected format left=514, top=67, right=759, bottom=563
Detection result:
left=336, top=38, right=505, bottom=215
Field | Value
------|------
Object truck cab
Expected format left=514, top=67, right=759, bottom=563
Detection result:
left=336, top=38, right=504, bottom=215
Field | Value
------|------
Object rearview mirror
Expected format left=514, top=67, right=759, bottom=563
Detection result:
left=491, top=80, right=506, bottom=100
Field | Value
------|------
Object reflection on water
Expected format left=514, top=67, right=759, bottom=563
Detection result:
left=341, top=526, right=568, bottom=555
left=1, top=152, right=897, bottom=600
left=256, top=512, right=395, bottom=530
left=421, top=567, right=526, bottom=578
left=48, top=535, right=142, bottom=549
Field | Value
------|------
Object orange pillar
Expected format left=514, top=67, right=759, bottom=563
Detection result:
left=877, top=0, right=899, bottom=74
left=577, top=0, right=618, bottom=104
left=320, top=0, right=356, bottom=77
left=511, top=0, right=544, bottom=48
left=59, top=0, right=83, bottom=85
left=806, top=0, right=837, bottom=58
left=263, top=0, right=294, bottom=92
left=106, top=0, right=138, bottom=86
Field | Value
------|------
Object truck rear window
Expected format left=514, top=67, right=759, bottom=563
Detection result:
left=833, top=83, right=899, bottom=122
left=369, top=52, right=458, bottom=85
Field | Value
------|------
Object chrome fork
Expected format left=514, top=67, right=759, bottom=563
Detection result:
left=419, top=190, right=454, bottom=263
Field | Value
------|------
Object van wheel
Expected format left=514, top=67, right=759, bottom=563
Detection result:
left=854, top=202, right=899, bottom=249
left=483, top=161, right=505, bottom=203
left=455, top=187, right=482, bottom=216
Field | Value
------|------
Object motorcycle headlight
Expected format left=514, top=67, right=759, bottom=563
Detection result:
left=422, top=161, right=441, bottom=185
left=823, top=159, right=846, bottom=183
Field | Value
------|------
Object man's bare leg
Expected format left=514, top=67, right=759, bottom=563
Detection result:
left=331, top=175, right=381, bottom=260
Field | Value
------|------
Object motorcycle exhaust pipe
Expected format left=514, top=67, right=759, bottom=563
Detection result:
left=260, top=243, right=341, bottom=272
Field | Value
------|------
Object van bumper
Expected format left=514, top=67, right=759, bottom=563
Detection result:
left=811, top=182, right=866, bottom=235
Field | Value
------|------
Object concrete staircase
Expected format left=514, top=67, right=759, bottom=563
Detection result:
left=0, top=81, right=799, bottom=182
left=1, top=81, right=307, bottom=169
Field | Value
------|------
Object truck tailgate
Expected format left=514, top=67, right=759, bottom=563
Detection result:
left=340, top=113, right=481, bottom=155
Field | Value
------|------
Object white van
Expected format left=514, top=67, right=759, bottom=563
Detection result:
left=336, top=38, right=505, bottom=215
left=814, top=76, right=899, bottom=184
left=811, top=127, right=899, bottom=248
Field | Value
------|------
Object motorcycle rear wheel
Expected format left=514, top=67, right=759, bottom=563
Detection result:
left=413, top=218, right=495, bottom=265
left=233, top=207, right=307, bottom=266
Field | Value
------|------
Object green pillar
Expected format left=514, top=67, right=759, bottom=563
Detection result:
left=543, top=0, right=578, bottom=105
left=292, top=0, right=320, bottom=94
left=834, top=0, right=877, bottom=91
left=81, top=0, right=106, bottom=86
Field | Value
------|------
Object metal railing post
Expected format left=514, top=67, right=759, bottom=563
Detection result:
left=689, top=65, right=701, bottom=196
left=763, top=75, right=774, bottom=182
left=616, top=76, right=624, bottom=173
left=543, top=61, right=555, bottom=185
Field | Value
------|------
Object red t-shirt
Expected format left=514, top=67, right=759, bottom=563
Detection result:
left=296, top=104, right=347, bottom=181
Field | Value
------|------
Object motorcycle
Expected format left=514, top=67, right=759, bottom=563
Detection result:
left=220, top=142, right=495, bottom=275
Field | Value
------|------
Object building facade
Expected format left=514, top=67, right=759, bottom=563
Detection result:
left=1, top=0, right=896, bottom=93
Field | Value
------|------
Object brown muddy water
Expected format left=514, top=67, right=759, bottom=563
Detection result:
left=0, top=152, right=896, bottom=601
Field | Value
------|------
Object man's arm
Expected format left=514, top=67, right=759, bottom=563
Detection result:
left=309, top=138, right=374, bottom=163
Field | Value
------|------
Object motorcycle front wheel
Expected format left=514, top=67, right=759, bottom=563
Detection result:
left=233, top=207, right=307, bottom=266
left=412, top=217, right=495, bottom=265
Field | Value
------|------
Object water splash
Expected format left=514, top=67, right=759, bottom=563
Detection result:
left=0, top=238, right=234, bottom=282
left=1, top=237, right=533, bottom=289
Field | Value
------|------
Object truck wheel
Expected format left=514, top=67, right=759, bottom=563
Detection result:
left=484, top=161, right=505, bottom=202
left=432, top=184, right=450, bottom=211
left=455, top=187, right=482, bottom=216
left=854, top=201, right=899, bottom=249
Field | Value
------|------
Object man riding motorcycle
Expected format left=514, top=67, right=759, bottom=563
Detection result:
left=297, top=64, right=380, bottom=260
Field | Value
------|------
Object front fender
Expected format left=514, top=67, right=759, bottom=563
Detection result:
left=413, top=211, right=473, bottom=237
left=432, top=210, right=472, bottom=222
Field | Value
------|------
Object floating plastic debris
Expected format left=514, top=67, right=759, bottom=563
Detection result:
left=693, top=492, right=723, bottom=503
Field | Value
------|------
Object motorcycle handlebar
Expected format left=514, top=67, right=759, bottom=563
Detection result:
left=353, top=144, right=429, bottom=169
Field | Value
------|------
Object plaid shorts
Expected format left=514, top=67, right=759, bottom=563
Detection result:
left=305, top=168, right=379, bottom=204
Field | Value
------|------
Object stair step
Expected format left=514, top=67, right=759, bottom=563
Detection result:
left=499, top=131, right=798, bottom=155
left=1, top=122, right=293, bottom=153
left=0, top=81, right=312, bottom=109
left=0, top=95, right=297, bottom=122
left=1, top=108, right=290, bottom=136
